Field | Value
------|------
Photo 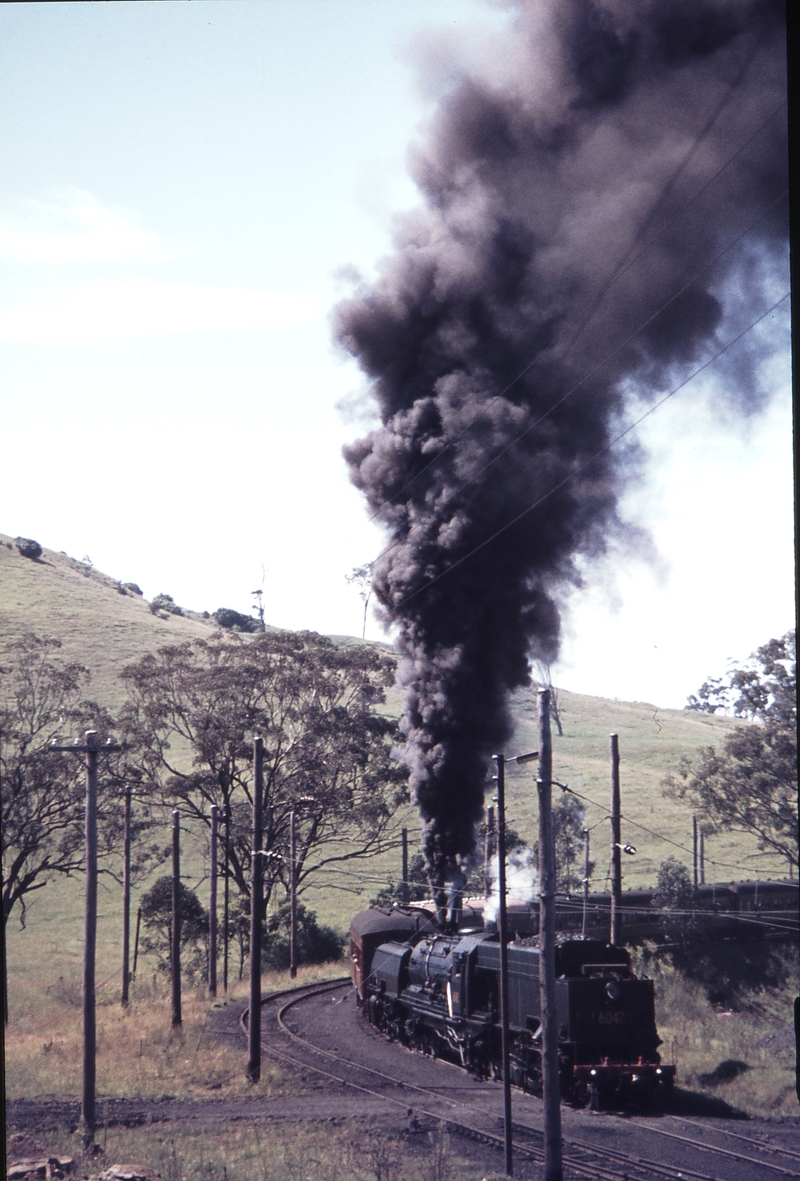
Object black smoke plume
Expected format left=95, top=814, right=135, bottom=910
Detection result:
left=333, top=0, right=788, bottom=889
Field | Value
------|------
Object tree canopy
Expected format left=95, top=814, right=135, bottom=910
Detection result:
left=139, top=875, right=208, bottom=980
left=0, top=634, right=151, bottom=933
left=120, top=630, right=408, bottom=910
left=666, top=632, right=797, bottom=874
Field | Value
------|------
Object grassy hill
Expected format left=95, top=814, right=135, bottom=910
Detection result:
left=4, top=531, right=794, bottom=1119
left=2, top=528, right=783, bottom=991
left=0, top=531, right=215, bottom=705
left=0, top=529, right=775, bottom=896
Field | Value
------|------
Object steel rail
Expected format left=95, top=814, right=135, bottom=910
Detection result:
left=262, top=1029, right=629, bottom=1181
left=259, top=979, right=727, bottom=1181
left=634, top=1120, right=800, bottom=1177
left=667, top=1117, right=800, bottom=1163
left=245, top=979, right=795, bottom=1181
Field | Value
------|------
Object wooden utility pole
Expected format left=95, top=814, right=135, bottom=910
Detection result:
left=209, top=805, right=218, bottom=997
left=538, top=690, right=563, bottom=1181
left=248, top=738, right=264, bottom=1084
left=289, top=811, right=298, bottom=979
left=51, top=730, right=119, bottom=1147
left=121, top=784, right=132, bottom=1007
left=223, top=801, right=231, bottom=992
left=133, top=907, right=142, bottom=977
left=492, top=754, right=513, bottom=1177
left=400, top=828, right=409, bottom=904
left=692, top=816, right=699, bottom=891
left=700, top=830, right=705, bottom=885
left=484, top=806, right=495, bottom=898
left=609, top=734, right=622, bottom=946
left=581, top=828, right=590, bottom=939
left=171, top=809, right=182, bottom=1029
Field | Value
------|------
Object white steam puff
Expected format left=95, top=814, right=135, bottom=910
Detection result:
left=483, top=847, right=540, bottom=927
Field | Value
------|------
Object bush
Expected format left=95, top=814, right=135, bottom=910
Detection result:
left=263, top=902, right=344, bottom=970
left=150, top=593, right=183, bottom=616
left=371, top=853, right=431, bottom=907
left=670, top=938, right=797, bottom=1009
left=15, top=537, right=42, bottom=560
left=123, top=582, right=143, bottom=596
left=140, top=876, right=208, bottom=981
left=213, top=607, right=263, bottom=633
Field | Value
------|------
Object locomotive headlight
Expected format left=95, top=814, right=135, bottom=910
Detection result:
left=656, top=1068, right=662, bottom=1076
left=605, top=981, right=620, bottom=1002
left=590, top=1069, right=597, bottom=1077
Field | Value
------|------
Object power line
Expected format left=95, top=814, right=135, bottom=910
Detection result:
left=396, top=187, right=788, bottom=528
left=361, top=185, right=787, bottom=594
left=556, top=782, right=790, bottom=879
left=391, top=289, right=789, bottom=611
left=362, top=95, right=786, bottom=529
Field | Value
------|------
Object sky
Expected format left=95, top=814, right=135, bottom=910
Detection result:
left=0, top=0, right=794, bottom=711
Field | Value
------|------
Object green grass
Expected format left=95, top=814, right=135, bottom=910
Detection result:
left=1, top=528, right=772, bottom=904
left=0, top=532, right=214, bottom=708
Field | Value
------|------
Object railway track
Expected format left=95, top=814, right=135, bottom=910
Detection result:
left=252, top=979, right=799, bottom=1181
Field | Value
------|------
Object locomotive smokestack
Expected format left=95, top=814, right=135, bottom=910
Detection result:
left=334, top=1, right=788, bottom=880
left=445, top=869, right=467, bottom=932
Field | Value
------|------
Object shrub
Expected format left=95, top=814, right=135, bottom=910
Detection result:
left=263, top=903, right=344, bottom=970
left=213, top=607, right=263, bottom=633
left=150, top=593, right=183, bottom=616
left=123, top=582, right=143, bottom=596
left=371, top=853, right=431, bottom=907
left=140, top=876, right=208, bottom=981
left=15, top=537, right=42, bottom=560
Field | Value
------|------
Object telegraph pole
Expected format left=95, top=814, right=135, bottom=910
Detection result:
left=171, top=809, right=182, bottom=1029
left=700, top=830, right=706, bottom=885
left=581, top=828, right=590, bottom=939
left=248, top=738, right=264, bottom=1083
left=492, top=754, right=513, bottom=1177
left=121, top=784, right=132, bottom=1007
left=289, top=811, right=298, bottom=979
left=484, top=806, right=495, bottom=898
left=51, top=730, right=119, bottom=1147
left=692, top=816, right=699, bottom=891
left=209, top=805, right=218, bottom=997
left=538, top=690, right=563, bottom=1181
left=401, top=828, right=409, bottom=905
left=223, top=801, right=231, bottom=992
left=609, top=734, right=622, bottom=946
left=133, top=907, right=142, bottom=978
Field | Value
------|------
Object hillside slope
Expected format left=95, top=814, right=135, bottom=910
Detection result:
left=1, top=529, right=771, bottom=904
left=1, top=532, right=221, bottom=704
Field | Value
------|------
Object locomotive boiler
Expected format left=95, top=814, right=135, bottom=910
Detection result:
left=350, top=906, right=675, bottom=1107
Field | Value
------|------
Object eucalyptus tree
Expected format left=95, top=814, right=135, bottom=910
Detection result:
left=120, top=630, right=408, bottom=912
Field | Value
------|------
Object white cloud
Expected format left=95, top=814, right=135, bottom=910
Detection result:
left=0, top=188, right=165, bottom=264
left=0, top=282, right=321, bottom=342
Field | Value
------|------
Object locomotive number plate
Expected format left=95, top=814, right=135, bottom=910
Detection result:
left=591, top=1010, right=635, bottom=1025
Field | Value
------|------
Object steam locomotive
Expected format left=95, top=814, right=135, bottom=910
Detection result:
left=350, top=905, right=676, bottom=1108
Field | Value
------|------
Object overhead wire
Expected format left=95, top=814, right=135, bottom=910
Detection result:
left=357, top=169, right=788, bottom=599
left=396, top=187, right=788, bottom=527
left=360, top=84, right=786, bottom=528
left=550, top=781, right=792, bottom=879
left=390, top=288, right=789, bottom=611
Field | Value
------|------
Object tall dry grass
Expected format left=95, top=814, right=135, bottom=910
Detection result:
left=7, top=1120, right=497, bottom=1181
left=635, top=945, right=799, bottom=1116
left=4, top=964, right=341, bottom=1101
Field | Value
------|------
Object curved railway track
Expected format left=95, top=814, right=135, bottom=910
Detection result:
left=248, top=979, right=800, bottom=1181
